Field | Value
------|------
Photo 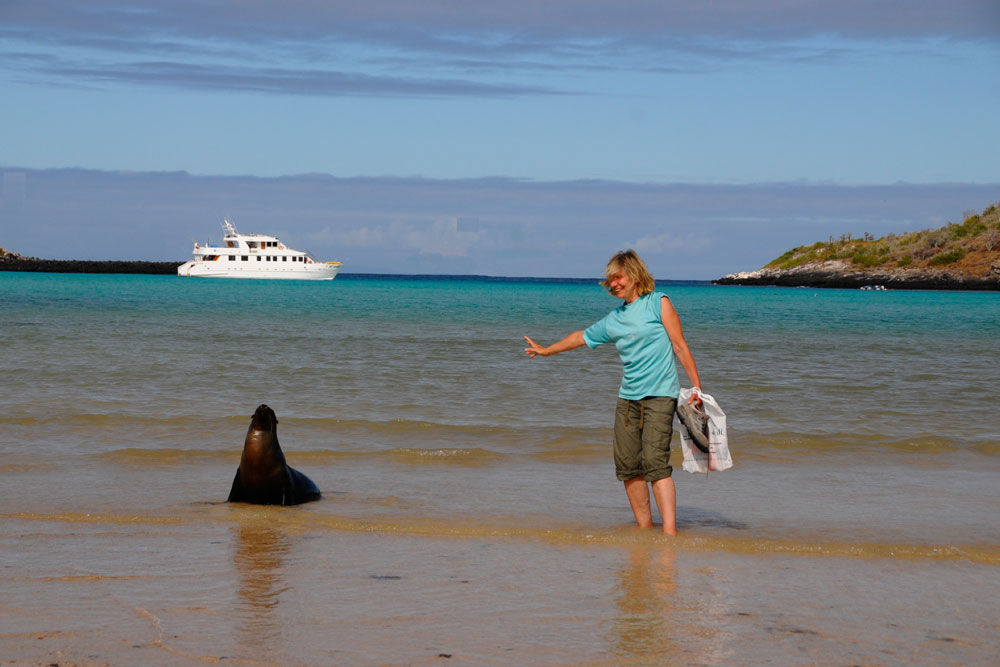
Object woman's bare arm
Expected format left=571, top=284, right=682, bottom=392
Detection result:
left=660, top=297, right=702, bottom=401
left=523, top=331, right=586, bottom=358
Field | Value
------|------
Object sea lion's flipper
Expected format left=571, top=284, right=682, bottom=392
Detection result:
left=227, top=468, right=246, bottom=502
left=284, top=466, right=321, bottom=505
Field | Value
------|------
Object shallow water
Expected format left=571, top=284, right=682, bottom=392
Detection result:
left=1, top=272, right=998, bottom=663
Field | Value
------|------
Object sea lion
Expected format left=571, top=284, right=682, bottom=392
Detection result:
left=227, top=404, right=321, bottom=505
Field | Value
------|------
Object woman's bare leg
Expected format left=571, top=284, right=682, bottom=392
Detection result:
left=624, top=477, right=654, bottom=528
left=651, top=477, right=677, bottom=535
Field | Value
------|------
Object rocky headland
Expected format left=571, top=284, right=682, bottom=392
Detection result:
left=714, top=202, right=1000, bottom=291
left=0, top=247, right=179, bottom=275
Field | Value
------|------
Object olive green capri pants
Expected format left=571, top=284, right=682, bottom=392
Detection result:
left=613, top=396, right=677, bottom=482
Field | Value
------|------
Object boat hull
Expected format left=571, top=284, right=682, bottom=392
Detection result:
left=177, top=260, right=340, bottom=280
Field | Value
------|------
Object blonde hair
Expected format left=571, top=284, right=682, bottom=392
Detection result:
left=600, top=249, right=655, bottom=297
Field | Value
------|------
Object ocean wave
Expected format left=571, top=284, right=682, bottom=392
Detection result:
left=0, top=413, right=244, bottom=429
left=5, top=510, right=997, bottom=566
left=6, top=410, right=995, bottom=460
left=0, top=412, right=600, bottom=440
left=294, top=447, right=508, bottom=467
left=737, top=431, right=994, bottom=455
left=680, top=534, right=1000, bottom=564
left=528, top=438, right=610, bottom=462
left=99, top=446, right=507, bottom=467
left=972, top=442, right=1000, bottom=456
left=75, top=429, right=1000, bottom=470
left=0, top=463, right=56, bottom=473
left=289, top=417, right=606, bottom=443
left=99, top=448, right=234, bottom=464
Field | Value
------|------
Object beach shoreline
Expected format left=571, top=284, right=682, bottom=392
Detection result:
left=0, top=251, right=715, bottom=285
left=712, top=264, right=1000, bottom=290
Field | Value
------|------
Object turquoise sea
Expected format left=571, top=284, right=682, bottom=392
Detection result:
left=1, top=271, right=998, bottom=664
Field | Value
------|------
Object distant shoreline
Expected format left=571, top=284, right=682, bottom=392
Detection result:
left=0, top=256, right=181, bottom=275
left=3, top=254, right=996, bottom=289
left=712, top=263, right=1000, bottom=291
left=6, top=255, right=996, bottom=289
left=714, top=202, right=1000, bottom=291
left=0, top=255, right=711, bottom=285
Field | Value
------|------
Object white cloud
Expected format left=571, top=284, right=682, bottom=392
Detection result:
left=309, top=225, right=389, bottom=248
left=309, top=217, right=482, bottom=257
left=630, top=230, right=712, bottom=254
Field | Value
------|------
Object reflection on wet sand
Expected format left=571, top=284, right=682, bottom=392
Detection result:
left=609, top=543, right=678, bottom=660
left=232, top=520, right=291, bottom=659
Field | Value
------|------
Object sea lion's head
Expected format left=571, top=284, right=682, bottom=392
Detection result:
left=250, top=404, right=278, bottom=433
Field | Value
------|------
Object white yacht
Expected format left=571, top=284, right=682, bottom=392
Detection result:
left=177, top=220, right=341, bottom=280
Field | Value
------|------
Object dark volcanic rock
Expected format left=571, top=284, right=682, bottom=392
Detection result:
left=713, top=260, right=1000, bottom=291
left=0, top=249, right=179, bottom=275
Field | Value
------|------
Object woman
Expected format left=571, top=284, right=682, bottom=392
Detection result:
left=524, top=249, right=702, bottom=535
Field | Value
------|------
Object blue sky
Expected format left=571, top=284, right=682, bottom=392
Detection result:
left=1, top=1, right=998, bottom=278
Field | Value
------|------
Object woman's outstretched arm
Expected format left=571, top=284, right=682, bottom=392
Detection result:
left=524, top=331, right=585, bottom=358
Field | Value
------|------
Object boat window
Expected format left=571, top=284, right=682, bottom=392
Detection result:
left=282, top=256, right=287, bottom=262
left=228, top=256, right=235, bottom=261
left=256, top=256, right=261, bottom=261
left=242, top=256, right=248, bottom=261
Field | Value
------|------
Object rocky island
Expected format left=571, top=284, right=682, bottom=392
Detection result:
left=714, top=203, right=1000, bottom=290
left=0, top=247, right=180, bottom=274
